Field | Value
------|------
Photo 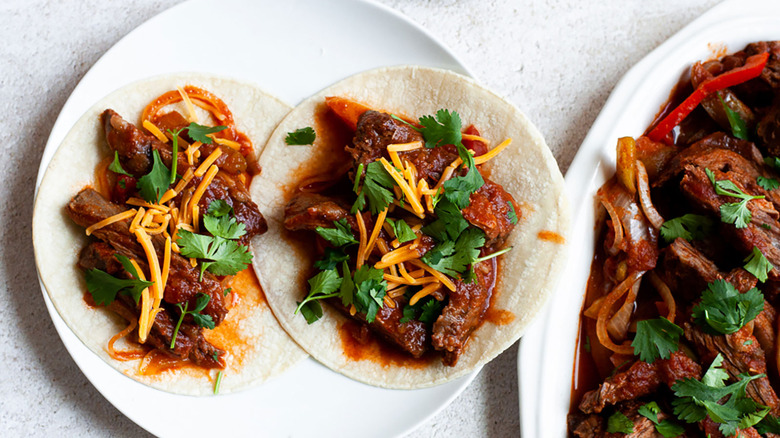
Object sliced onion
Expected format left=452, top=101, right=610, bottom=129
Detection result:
left=636, top=160, right=664, bottom=229
left=596, top=270, right=644, bottom=355
left=648, top=272, right=676, bottom=323
left=607, top=276, right=642, bottom=340
left=583, top=296, right=605, bottom=319
left=600, top=197, right=624, bottom=256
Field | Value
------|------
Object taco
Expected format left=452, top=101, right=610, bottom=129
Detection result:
left=251, top=66, right=570, bottom=388
left=32, top=74, right=306, bottom=395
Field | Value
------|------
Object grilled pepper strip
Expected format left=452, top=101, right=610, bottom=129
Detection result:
left=647, top=51, right=769, bottom=143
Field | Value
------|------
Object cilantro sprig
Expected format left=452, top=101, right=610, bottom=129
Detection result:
left=187, top=122, right=227, bottom=144
left=176, top=200, right=252, bottom=279
left=315, top=218, right=358, bottom=247
left=295, top=269, right=343, bottom=324
left=137, top=149, right=170, bottom=203
left=691, top=279, right=764, bottom=335
left=84, top=254, right=154, bottom=306
left=706, top=168, right=765, bottom=228
left=757, top=176, right=780, bottom=191
left=108, top=151, right=132, bottom=177
left=637, top=402, right=686, bottom=438
left=631, top=317, right=682, bottom=363
left=399, top=294, right=444, bottom=324
left=351, top=161, right=395, bottom=214
left=170, top=293, right=215, bottom=348
left=422, top=227, right=485, bottom=278
left=660, top=214, right=715, bottom=243
left=744, top=246, right=774, bottom=283
left=285, top=127, right=316, bottom=145
left=606, top=411, right=635, bottom=434
left=386, top=218, right=417, bottom=243
left=418, top=109, right=463, bottom=149
left=671, top=354, right=769, bottom=436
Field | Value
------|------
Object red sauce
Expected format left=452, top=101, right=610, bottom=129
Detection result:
left=484, top=308, right=515, bottom=325
left=82, top=291, right=98, bottom=308
left=537, top=230, right=566, bottom=244
left=338, top=319, right=436, bottom=368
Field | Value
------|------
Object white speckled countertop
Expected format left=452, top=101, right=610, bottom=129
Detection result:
left=0, top=0, right=721, bottom=436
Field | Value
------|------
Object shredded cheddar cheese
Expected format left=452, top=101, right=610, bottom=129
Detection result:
left=194, top=148, right=222, bottom=177
left=85, top=209, right=137, bottom=236
left=409, top=282, right=441, bottom=306
left=213, top=137, right=240, bottom=150
left=473, top=138, right=512, bottom=165
left=177, top=86, right=199, bottom=123
left=142, top=120, right=168, bottom=143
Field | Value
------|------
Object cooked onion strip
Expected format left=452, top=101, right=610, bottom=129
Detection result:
left=596, top=271, right=644, bottom=355
left=648, top=271, right=676, bottom=323
left=636, top=160, right=664, bottom=229
left=607, top=277, right=642, bottom=340
left=600, top=198, right=624, bottom=255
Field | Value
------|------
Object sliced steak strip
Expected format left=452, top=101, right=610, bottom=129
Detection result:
left=657, top=238, right=721, bottom=300
left=579, top=351, right=701, bottom=414
left=67, top=188, right=228, bottom=324
left=431, top=256, right=496, bottom=366
left=284, top=193, right=351, bottom=231
left=79, top=242, right=224, bottom=368
left=684, top=323, right=780, bottom=415
left=680, top=165, right=780, bottom=280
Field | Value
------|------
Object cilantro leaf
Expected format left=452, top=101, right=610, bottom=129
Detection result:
left=422, top=199, right=469, bottom=242
left=443, top=143, right=484, bottom=209
left=299, top=301, right=323, bottom=324
left=353, top=161, right=395, bottom=214
left=757, top=176, right=780, bottom=191
left=187, top=122, right=227, bottom=144
left=207, top=199, right=233, bottom=217
left=756, top=415, right=780, bottom=434
left=203, top=209, right=247, bottom=240
left=338, top=260, right=355, bottom=307
left=638, top=402, right=685, bottom=437
left=631, top=317, right=682, bottom=363
left=422, top=227, right=485, bottom=277
left=660, top=214, right=715, bottom=243
left=171, top=293, right=215, bottom=348
left=744, top=246, right=774, bottom=283
left=418, top=109, right=462, bottom=149
left=137, top=149, right=170, bottom=203
left=672, top=354, right=768, bottom=435
left=719, top=94, right=749, bottom=140
left=387, top=218, right=417, bottom=243
left=294, top=269, right=342, bottom=324
left=706, top=168, right=765, bottom=228
left=692, top=279, right=764, bottom=335
left=606, top=411, right=635, bottom=434
left=766, top=156, right=780, bottom=169
left=507, top=201, right=518, bottom=225
left=313, top=248, right=349, bottom=271
left=108, top=151, right=132, bottom=177
left=655, top=420, right=685, bottom=438
left=84, top=262, right=154, bottom=306
left=114, top=254, right=153, bottom=305
left=315, top=218, right=358, bottom=247
left=352, top=265, right=387, bottom=323
left=638, top=402, right=661, bottom=424
left=399, top=294, right=443, bottom=324
left=285, top=127, right=316, bottom=145
left=177, top=230, right=252, bottom=278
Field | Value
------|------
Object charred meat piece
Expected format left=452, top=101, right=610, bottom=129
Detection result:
left=657, top=238, right=721, bottom=301
left=680, top=165, right=780, bottom=281
left=432, top=257, right=496, bottom=366
left=67, top=188, right=228, bottom=324
left=348, top=110, right=460, bottom=185
left=79, top=242, right=224, bottom=368
left=685, top=323, right=780, bottom=415
left=578, top=351, right=701, bottom=414
left=462, top=178, right=519, bottom=246
left=103, top=109, right=248, bottom=175
left=653, top=133, right=766, bottom=188
left=758, top=98, right=780, bottom=157
left=284, top=193, right=351, bottom=231
left=331, top=300, right=430, bottom=358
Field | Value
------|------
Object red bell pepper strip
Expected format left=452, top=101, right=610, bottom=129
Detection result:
left=647, top=51, right=769, bottom=143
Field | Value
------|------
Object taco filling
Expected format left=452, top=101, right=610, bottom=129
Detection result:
left=66, top=86, right=265, bottom=378
left=285, top=98, right=518, bottom=366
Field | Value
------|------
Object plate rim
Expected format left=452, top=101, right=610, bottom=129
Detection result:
left=518, top=0, right=780, bottom=435
left=32, top=0, right=483, bottom=436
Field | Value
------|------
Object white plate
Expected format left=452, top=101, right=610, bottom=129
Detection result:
left=34, top=0, right=478, bottom=437
left=518, top=0, right=780, bottom=435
